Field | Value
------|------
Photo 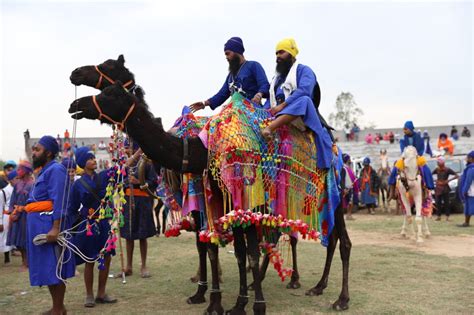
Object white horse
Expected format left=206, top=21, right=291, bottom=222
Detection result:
left=397, top=146, right=431, bottom=243
left=378, top=149, right=391, bottom=211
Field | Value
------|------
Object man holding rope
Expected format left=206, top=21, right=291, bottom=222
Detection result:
left=25, top=135, right=75, bottom=315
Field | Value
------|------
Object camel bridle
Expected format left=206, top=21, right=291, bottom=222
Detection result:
left=94, top=65, right=134, bottom=90
left=92, top=95, right=136, bottom=131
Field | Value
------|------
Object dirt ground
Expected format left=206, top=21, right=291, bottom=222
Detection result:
left=345, top=214, right=474, bottom=258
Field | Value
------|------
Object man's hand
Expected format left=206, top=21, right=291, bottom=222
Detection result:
left=251, top=93, right=263, bottom=104
left=270, top=102, right=286, bottom=116
left=46, top=225, right=60, bottom=243
left=129, top=175, right=140, bottom=185
left=189, top=100, right=208, bottom=113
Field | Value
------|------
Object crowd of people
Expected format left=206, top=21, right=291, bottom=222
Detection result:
left=0, top=135, right=160, bottom=314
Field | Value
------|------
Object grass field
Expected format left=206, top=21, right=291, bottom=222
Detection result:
left=0, top=213, right=473, bottom=314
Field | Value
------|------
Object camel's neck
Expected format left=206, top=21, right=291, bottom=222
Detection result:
left=124, top=107, right=208, bottom=174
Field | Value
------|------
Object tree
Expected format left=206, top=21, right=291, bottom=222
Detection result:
left=328, top=92, right=364, bottom=130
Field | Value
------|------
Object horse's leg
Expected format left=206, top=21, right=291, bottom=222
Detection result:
left=246, top=225, right=266, bottom=315
left=422, top=216, right=431, bottom=237
left=332, top=205, right=351, bottom=311
left=398, top=185, right=410, bottom=237
left=414, top=178, right=424, bottom=244
left=187, top=212, right=207, bottom=304
left=306, top=226, right=338, bottom=296
left=206, top=243, right=224, bottom=315
left=287, top=235, right=301, bottom=289
left=226, top=226, right=249, bottom=315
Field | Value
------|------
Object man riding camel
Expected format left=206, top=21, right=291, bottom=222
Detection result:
left=261, top=38, right=334, bottom=169
left=190, top=36, right=270, bottom=111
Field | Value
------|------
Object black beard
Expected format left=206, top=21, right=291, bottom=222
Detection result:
left=276, top=58, right=293, bottom=77
left=32, top=151, right=48, bottom=169
left=228, top=55, right=242, bottom=76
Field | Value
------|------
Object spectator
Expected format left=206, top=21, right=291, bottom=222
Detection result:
left=389, top=131, right=395, bottom=144
left=0, top=161, right=17, bottom=189
left=365, top=133, right=373, bottom=144
left=458, top=151, right=474, bottom=227
left=98, top=140, right=107, bottom=150
left=352, top=123, right=360, bottom=141
left=64, top=129, right=70, bottom=140
left=359, top=157, right=379, bottom=215
left=56, top=134, right=62, bottom=148
left=461, top=126, right=471, bottom=138
left=437, top=133, right=454, bottom=155
left=450, top=125, right=458, bottom=140
left=432, top=157, right=459, bottom=221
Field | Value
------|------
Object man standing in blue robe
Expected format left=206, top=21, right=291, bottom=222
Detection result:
left=68, top=147, right=117, bottom=307
left=190, top=37, right=270, bottom=111
left=261, top=38, right=334, bottom=169
left=25, top=135, right=75, bottom=315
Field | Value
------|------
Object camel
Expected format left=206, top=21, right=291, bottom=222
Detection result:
left=396, top=146, right=431, bottom=243
left=71, top=55, right=302, bottom=291
left=69, top=59, right=351, bottom=313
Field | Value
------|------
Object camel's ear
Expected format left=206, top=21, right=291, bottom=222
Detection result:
left=117, top=54, right=125, bottom=66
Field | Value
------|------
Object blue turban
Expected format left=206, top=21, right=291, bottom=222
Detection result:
left=124, top=138, right=139, bottom=151
left=363, top=157, right=371, bottom=165
left=439, top=133, right=448, bottom=139
left=75, top=146, right=95, bottom=169
left=468, top=151, right=474, bottom=159
left=61, top=157, right=77, bottom=170
left=404, top=121, right=415, bottom=132
left=224, top=37, right=245, bottom=55
left=342, top=153, right=351, bottom=163
left=7, top=170, right=17, bottom=181
left=38, top=135, right=59, bottom=155
left=4, top=160, right=17, bottom=169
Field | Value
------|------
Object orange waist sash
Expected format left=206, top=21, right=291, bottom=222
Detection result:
left=25, top=201, right=53, bottom=213
left=125, top=188, right=149, bottom=197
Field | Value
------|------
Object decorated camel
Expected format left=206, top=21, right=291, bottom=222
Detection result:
left=69, top=56, right=351, bottom=314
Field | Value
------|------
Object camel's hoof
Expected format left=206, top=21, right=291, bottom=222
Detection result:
left=187, top=294, right=206, bottom=304
left=205, top=306, right=224, bottom=315
left=286, top=280, right=301, bottom=289
left=305, top=285, right=325, bottom=296
left=225, top=309, right=246, bottom=315
left=225, top=296, right=248, bottom=315
left=332, top=297, right=350, bottom=311
left=253, top=302, right=266, bottom=315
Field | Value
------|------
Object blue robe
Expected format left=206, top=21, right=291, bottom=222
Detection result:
left=121, top=162, right=158, bottom=240
left=68, top=171, right=112, bottom=265
left=208, top=60, right=270, bottom=109
left=264, top=64, right=334, bottom=169
left=459, top=163, right=474, bottom=216
left=26, top=160, right=75, bottom=286
left=388, top=131, right=434, bottom=189
left=6, top=181, right=32, bottom=249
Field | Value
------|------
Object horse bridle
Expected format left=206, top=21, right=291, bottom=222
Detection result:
left=92, top=95, right=136, bottom=131
left=94, top=65, right=134, bottom=90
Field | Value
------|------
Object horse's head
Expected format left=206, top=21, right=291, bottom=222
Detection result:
left=69, top=81, right=138, bottom=130
left=402, top=145, right=418, bottom=170
left=70, top=54, right=135, bottom=90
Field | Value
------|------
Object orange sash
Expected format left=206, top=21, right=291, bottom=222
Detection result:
left=25, top=200, right=53, bottom=213
left=125, top=188, right=149, bottom=197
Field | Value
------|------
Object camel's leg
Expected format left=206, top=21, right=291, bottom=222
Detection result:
left=248, top=252, right=269, bottom=291
left=306, top=227, right=338, bottom=296
left=226, top=226, right=249, bottom=315
left=206, top=243, right=224, bottom=315
left=187, top=212, right=207, bottom=304
left=287, top=235, right=301, bottom=289
left=246, top=225, right=266, bottom=315
left=332, top=205, right=351, bottom=311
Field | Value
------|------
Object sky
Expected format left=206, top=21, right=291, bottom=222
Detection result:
left=0, top=0, right=472, bottom=160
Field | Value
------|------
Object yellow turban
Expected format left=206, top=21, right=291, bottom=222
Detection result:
left=276, top=38, right=299, bottom=57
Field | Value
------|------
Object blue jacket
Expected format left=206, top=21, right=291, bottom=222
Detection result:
left=400, top=132, right=424, bottom=156
left=208, top=60, right=270, bottom=109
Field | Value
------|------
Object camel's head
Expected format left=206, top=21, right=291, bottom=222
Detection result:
left=70, top=54, right=135, bottom=90
left=69, top=81, right=137, bottom=127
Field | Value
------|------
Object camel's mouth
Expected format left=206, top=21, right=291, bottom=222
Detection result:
left=68, top=99, right=90, bottom=120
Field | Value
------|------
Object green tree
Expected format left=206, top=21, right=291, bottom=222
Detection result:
left=328, top=92, right=364, bottom=130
